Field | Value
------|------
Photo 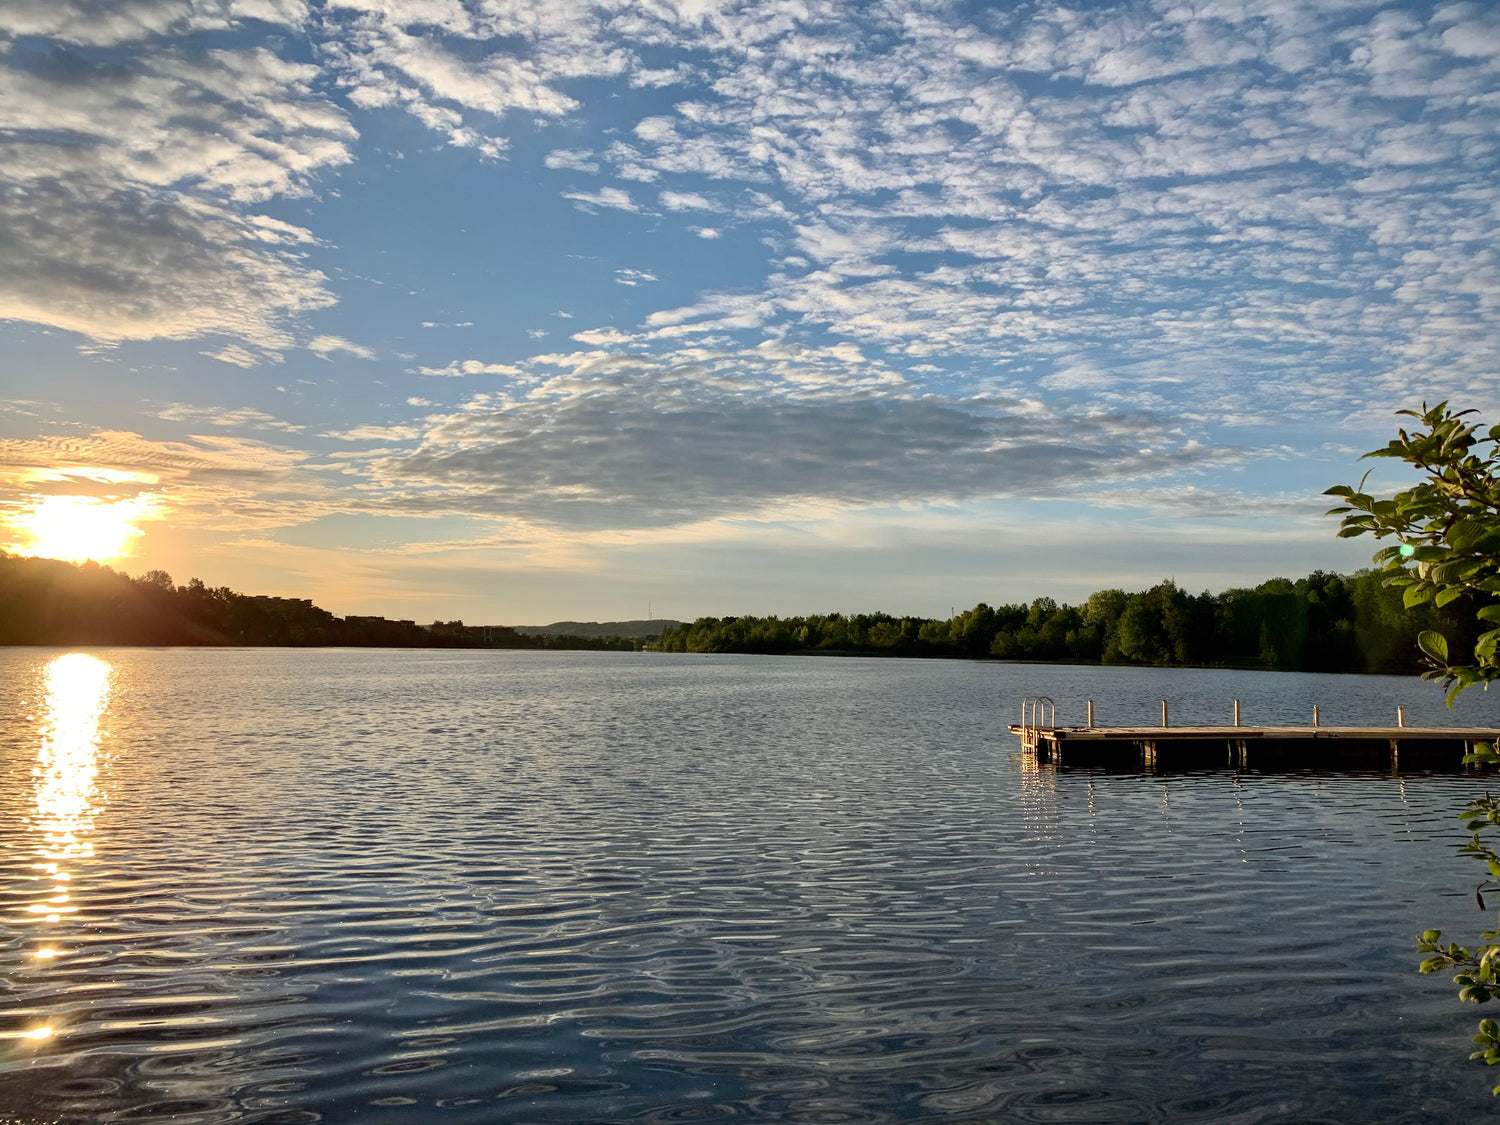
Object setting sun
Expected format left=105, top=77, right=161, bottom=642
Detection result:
left=15, top=496, right=149, bottom=563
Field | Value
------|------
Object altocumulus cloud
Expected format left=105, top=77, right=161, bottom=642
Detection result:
left=0, top=0, right=351, bottom=353
left=367, top=349, right=1226, bottom=530
left=0, top=426, right=343, bottom=534
left=5, top=0, right=1500, bottom=551
left=322, top=0, right=1500, bottom=423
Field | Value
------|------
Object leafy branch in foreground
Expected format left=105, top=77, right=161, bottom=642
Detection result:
left=1418, top=795, right=1500, bottom=1094
left=1325, top=400, right=1500, bottom=712
left=1330, top=403, right=1500, bottom=1091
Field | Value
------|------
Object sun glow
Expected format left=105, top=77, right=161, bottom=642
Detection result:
left=15, top=495, right=151, bottom=562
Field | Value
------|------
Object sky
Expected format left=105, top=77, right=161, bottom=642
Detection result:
left=1, top=0, right=1498, bottom=625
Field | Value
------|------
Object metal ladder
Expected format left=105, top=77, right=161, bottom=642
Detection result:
left=1019, top=695, right=1055, bottom=753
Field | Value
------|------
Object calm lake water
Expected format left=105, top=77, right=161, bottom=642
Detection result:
left=5, top=648, right=1500, bottom=1123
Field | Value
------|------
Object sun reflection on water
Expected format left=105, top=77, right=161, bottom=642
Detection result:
left=34, top=653, right=113, bottom=864
left=7, top=654, right=115, bottom=1045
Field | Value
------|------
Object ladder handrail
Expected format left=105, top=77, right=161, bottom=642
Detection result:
left=1018, top=695, right=1055, bottom=753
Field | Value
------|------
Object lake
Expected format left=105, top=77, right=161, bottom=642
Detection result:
left=4, top=648, right=1500, bottom=1122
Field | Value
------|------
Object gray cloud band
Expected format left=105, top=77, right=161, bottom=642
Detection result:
left=374, top=386, right=1220, bottom=529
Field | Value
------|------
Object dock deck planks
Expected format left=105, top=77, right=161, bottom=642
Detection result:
left=1006, top=723, right=1500, bottom=769
left=1007, top=724, right=1500, bottom=742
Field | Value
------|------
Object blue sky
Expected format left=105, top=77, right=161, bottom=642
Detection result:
left=2, top=0, right=1498, bottom=624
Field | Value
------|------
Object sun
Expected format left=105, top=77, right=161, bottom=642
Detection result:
left=15, top=496, right=149, bottom=563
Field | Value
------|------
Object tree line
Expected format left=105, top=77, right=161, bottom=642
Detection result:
left=1, top=551, right=1473, bottom=673
left=0, top=553, right=639, bottom=650
left=654, top=570, right=1475, bottom=674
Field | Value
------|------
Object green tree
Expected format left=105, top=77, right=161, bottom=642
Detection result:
left=1327, top=402, right=1500, bottom=1090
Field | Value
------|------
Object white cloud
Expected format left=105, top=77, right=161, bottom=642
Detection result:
left=545, top=148, right=599, bottom=173
left=659, top=190, right=719, bottom=211
left=417, top=359, right=523, bottom=377
left=307, top=334, right=376, bottom=359
left=571, top=327, right=636, bottom=345
left=0, top=0, right=308, bottom=46
left=154, top=402, right=304, bottom=431
left=0, top=31, right=352, bottom=347
left=322, top=423, right=420, bottom=442
left=203, top=344, right=261, bottom=368
left=563, top=186, right=640, bottom=212
left=614, top=268, right=658, bottom=286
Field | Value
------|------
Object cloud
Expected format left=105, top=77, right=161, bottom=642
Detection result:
left=366, top=347, right=1224, bottom=530
left=659, top=190, right=719, bottom=211
left=203, top=344, right=261, bottom=368
left=0, top=32, right=352, bottom=347
left=416, top=359, right=523, bottom=377
left=545, top=148, right=599, bottom=173
left=9, top=0, right=1500, bottom=547
left=322, top=423, right=420, bottom=442
left=0, top=0, right=309, bottom=47
left=0, top=428, right=331, bottom=535
left=321, top=0, right=625, bottom=158
left=570, top=327, right=636, bottom=345
left=307, top=334, right=376, bottom=359
left=153, top=403, right=304, bottom=431
left=563, top=186, right=639, bottom=212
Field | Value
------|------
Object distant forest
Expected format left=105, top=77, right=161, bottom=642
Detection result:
left=0, top=553, right=1472, bottom=674
left=0, top=554, right=640, bottom=650
left=655, top=571, right=1474, bottom=675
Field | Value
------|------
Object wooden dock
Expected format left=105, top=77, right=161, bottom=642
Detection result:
left=1007, top=721, right=1500, bottom=770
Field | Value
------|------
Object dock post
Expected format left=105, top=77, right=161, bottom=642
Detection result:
left=1087, top=699, right=1095, bottom=727
left=1313, top=705, right=1320, bottom=728
left=1233, top=699, right=1240, bottom=727
left=1161, top=700, right=1169, bottom=728
left=1141, top=740, right=1157, bottom=770
left=1229, top=739, right=1248, bottom=769
left=1397, top=706, right=1405, bottom=728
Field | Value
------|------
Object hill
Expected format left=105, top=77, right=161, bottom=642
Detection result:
left=513, top=619, right=684, bottom=639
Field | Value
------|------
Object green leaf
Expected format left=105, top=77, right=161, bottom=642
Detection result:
left=1406, top=585, right=1436, bottom=608
left=1437, top=586, right=1465, bottom=608
left=1479, top=605, right=1500, bottom=623
left=1419, top=630, right=1450, bottom=662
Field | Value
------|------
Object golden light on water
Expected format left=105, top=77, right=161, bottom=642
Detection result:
left=34, top=654, right=112, bottom=865
left=14, top=654, right=115, bottom=1046
left=14, top=494, right=150, bottom=562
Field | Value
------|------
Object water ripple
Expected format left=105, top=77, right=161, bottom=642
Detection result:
left=2, top=650, right=1500, bottom=1122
